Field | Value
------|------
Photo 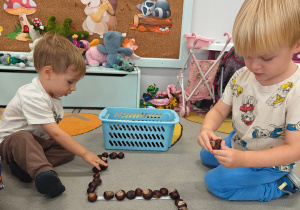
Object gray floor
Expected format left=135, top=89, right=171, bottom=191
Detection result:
left=0, top=108, right=300, bottom=210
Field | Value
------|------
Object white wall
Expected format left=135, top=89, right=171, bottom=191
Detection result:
left=139, top=0, right=244, bottom=96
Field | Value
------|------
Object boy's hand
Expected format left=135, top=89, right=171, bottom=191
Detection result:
left=82, top=151, right=108, bottom=170
left=197, top=129, right=223, bottom=153
left=212, top=141, right=244, bottom=168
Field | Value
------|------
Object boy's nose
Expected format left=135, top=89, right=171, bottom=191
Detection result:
left=247, top=58, right=262, bottom=71
left=71, top=85, right=76, bottom=91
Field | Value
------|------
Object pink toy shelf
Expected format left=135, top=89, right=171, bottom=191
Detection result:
left=184, top=33, right=215, bottom=49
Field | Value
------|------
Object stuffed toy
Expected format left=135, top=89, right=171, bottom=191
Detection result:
left=44, top=16, right=89, bottom=40
left=0, top=53, right=34, bottom=68
left=113, top=56, right=135, bottom=72
left=85, top=46, right=107, bottom=66
left=97, top=31, right=133, bottom=68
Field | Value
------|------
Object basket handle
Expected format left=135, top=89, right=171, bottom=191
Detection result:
left=99, top=108, right=108, bottom=120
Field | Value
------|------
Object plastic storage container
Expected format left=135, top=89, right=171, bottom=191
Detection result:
left=99, top=107, right=179, bottom=151
left=184, top=33, right=214, bottom=49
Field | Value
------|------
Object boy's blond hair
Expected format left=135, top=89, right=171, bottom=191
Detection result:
left=33, top=33, right=86, bottom=77
left=233, top=0, right=300, bottom=57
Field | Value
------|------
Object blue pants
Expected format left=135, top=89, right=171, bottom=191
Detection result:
left=200, top=130, right=287, bottom=202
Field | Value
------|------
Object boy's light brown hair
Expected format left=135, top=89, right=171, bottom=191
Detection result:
left=33, top=33, right=86, bottom=77
left=233, top=0, right=300, bottom=57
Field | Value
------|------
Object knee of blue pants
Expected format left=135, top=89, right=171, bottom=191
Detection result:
left=200, top=149, right=220, bottom=167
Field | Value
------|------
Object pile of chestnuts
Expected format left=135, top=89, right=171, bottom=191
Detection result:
left=87, top=151, right=188, bottom=209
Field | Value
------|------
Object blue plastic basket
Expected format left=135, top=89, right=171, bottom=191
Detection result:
left=99, top=107, right=179, bottom=151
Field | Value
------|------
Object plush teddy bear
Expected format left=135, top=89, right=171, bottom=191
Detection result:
left=97, top=31, right=133, bottom=68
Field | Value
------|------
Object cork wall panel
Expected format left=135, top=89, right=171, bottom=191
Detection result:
left=0, top=0, right=184, bottom=59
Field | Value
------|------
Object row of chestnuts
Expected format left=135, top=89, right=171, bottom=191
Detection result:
left=88, top=151, right=125, bottom=202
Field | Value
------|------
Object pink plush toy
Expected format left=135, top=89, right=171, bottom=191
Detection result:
left=85, top=46, right=107, bottom=67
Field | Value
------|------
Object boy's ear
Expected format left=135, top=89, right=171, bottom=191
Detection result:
left=293, top=39, right=300, bottom=53
left=43, top=66, right=53, bottom=79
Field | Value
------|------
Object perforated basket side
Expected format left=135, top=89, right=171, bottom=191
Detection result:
left=102, top=121, right=175, bottom=151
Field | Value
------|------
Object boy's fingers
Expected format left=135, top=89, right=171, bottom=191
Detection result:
left=220, top=140, right=228, bottom=149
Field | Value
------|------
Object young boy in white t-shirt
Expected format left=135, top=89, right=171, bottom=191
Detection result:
left=198, top=0, right=300, bottom=201
left=0, top=33, right=107, bottom=198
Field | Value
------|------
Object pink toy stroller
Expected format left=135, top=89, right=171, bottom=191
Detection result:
left=176, top=33, right=232, bottom=117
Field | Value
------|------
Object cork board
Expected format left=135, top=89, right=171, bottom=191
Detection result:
left=0, top=0, right=192, bottom=66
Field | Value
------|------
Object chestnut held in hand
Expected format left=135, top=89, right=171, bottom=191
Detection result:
left=210, top=139, right=222, bottom=150
left=103, top=191, right=114, bottom=200
left=88, top=193, right=98, bottom=202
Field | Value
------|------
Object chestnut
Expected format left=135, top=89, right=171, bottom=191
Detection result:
left=100, top=164, right=108, bottom=171
left=153, top=190, right=162, bottom=198
left=126, top=190, right=136, bottom=200
left=117, top=152, right=125, bottom=159
left=93, top=178, right=102, bottom=186
left=87, top=187, right=96, bottom=194
left=88, top=192, right=98, bottom=202
left=115, top=190, right=126, bottom=200
left=169, top=189, right=180, bottom=200
left=101, top=156, right=108, bottom=163
left=88, top=181, right=97, bottom=189
left=177, top=200, right=187, bottom=208
left=143, top=189, right=153, bottom=200
left=93, top=173, right=100, bottom=179
left=210, top=139, right=222, bottom=150
left=160, top=187, right=169, bottom=196
left=102, top=152, right=109, bottom=158
left=109, top=152, right=118, bottom=159
left=103, top=191, right=114, bottom=200
left=92, top=166, right=100, bottom=173
left=135, top=188, right=143, bottom=196
left=175, top=198, right=183, bottom=206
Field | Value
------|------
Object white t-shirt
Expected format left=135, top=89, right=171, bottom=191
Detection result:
left=0, top=77, right=64, bottom=143
left=222, top=64, right=300, bottom=151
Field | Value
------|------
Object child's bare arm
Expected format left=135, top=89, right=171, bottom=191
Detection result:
left=197, top=100, right=232, bottom=152
left=41, top=122, right=107, bottom=170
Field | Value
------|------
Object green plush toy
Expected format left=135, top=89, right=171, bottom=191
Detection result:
left=44, top=16, right=89, bottom=40
left=113, top=56, right=135, bottom=72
